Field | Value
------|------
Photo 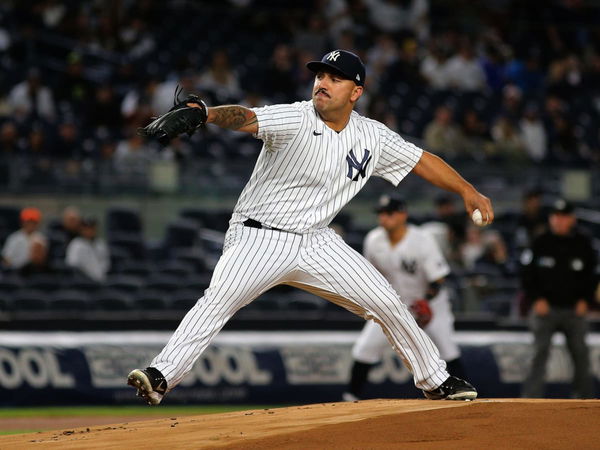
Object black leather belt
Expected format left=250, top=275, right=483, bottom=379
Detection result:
left=243, top=218, right=282, bottom=232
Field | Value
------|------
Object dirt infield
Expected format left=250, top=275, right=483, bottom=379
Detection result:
left=2, top=399, right=599, bottom=449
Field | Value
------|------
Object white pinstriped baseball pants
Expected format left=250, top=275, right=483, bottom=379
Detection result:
left=151, top=223, right=449, bottom=391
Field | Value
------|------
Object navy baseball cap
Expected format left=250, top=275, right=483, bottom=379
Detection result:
left=306, top=50, right=366, bottom=86
left=551, top=198, right=574, bottom=214
left=375, top=194, right=406, bottom=213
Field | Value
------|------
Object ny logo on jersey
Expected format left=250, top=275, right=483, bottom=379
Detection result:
left=326, top=50, right=341, bottom=61
left=401, top=258, right=418, bottom=274
left=346, top=149, right=371, bottom=181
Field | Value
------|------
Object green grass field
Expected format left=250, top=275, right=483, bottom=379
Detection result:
left=0, top=405, right=285, bottom=436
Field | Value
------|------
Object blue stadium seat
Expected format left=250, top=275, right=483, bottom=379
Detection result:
left=13, top=289, right=49, bottom=311
left=133, top=289, right=168, bottom=310
left=145, top=274, right=182, bottom=293
left=169, top=289, right=200, bottom=310
left=27, top=273, right=62, bottom=292
left=49, top=289, right=91, bottom=312
left=92, top=289, right=133, bottom=311
left=104, top=274, right=145, bottom=294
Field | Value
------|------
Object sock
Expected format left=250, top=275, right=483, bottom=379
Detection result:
left=445, top=357, right=466, bottom=380
left=348, top=361, right=374, bottom=397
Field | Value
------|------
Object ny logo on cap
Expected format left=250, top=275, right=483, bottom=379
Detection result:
left=326, top=50, right=341, bottom=61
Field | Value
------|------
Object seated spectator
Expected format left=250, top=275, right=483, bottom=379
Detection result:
left=514, top=188, right=547, bottom=250
left=57, top=206, right=82, bottom=245
left=1, top=207, right=47, bottom=270
left=20, top=235, right=54, bottom=276
left=420, top=43, right=451, bottom=90
left=445, top=41, right=486, bottom=92
left=490, top=115, right=527, bottom=163
left=197, top=49, right=242, bottom=104
left=65, top=216, right=110, bottom=282
left=461, top=109, right=493, bottom=159
left=519, top=104, right=547, bottom=162
left=460, top=224, right=508, bottom=271
left=7, top=67, right=56, bottom=122
left=423, top=105, right=466, bottom=159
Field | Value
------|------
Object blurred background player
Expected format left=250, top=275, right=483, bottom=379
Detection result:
left=520, top=199, right=597, bottom=398
left=343, top=194, right=465, bottom=401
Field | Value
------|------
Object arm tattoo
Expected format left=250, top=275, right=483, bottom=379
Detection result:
left=209, top=105, right=257, bottom=130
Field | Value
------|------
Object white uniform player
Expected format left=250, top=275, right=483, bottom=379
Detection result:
left=128, top=50, right=493, bottom=405
left=344, top=195, right=465, bottom=401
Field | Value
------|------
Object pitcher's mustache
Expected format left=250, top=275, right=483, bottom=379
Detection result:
left=315, top=88, right=330, bottom=97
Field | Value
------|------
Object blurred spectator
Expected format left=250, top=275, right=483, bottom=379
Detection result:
left=114, top=128, right=156, bottom=178
left=504, top=51, right=545, bottom=95
left=460, top=224, right=508, bottom=271
left=460, top=109, right=492, bottom=158
left=421, top=194, right=465, bottom=266
left=498, top=84, right=523, bottom=124
left=0, top=121, right=22, bottom=155
left=293, top=14, right=328, bottom=57
left=151, top=70, right=198, bottom=117
left=56, top=206, right=82, bottom=245
left=65, top=216, right=110, bottom=282
left=445, top=41, right=486, bottom=92
left=262, top=44, right=298, bottom=103
left=364, top=0, right=430, bottom=41
left=519, top=104, right=547, bottom=162
left=54, top=52, right=93, bottom=112
left=423, top=105, right=466, bottom=159
left=85, top=84, right=122, bottom=131
left=490, top=115, right=527, bottom=163
left=383, top=37, right=425, bottom=88
left=1, top=207, right=47, bottom=270
left=520, top=199, right=596, bottom=398
left=546, top=53, right=584, bottom=100
left=420, top=43, right=451, bottom=90
left=53, top=119, right=84, bottom=159
left=20, top=235, right=54, bottom=276
left=197, top=49, right=242, bottom=105
left=7, top=67, right=56, bottom=122
left=366, top=33, right=399, bottom=92
left=514, top=188, right=547, bottom=250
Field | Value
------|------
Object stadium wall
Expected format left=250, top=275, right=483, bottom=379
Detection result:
left=1, top=331, right=599, bottom=406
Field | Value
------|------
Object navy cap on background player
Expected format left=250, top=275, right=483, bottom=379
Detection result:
left=375, top=194, right=406, bottom=213
left=306, top=50, right=366, bottom=86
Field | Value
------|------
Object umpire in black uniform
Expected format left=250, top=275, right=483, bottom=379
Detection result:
left=520, top=199, right=596, bottom=398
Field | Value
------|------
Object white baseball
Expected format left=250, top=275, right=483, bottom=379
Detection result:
left=472, top=209, right=484, bottom=226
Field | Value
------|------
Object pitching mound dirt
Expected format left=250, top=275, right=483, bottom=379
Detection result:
left=2, top=399, right=599, bottom=449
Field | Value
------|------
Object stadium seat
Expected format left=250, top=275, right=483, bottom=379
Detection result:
left=153, top=260, right=195, bottom=279
left=106, top=206, right=143, bottom=237
left=27, top=273, right=62, bottom=292
left=109, top=233, right=147, bottom=260
left=133, top=289, right=168, bottom=310
left=0, top=295, right=12, bottom=313
left=144, top=274, right=182, bottom=293
left=117, top=260, right=155, bottom=277
left=171, top=247, right=208, bottom=273
left=169, top=289, right=200, bottom=310
left=49, top=289, right=91, bottom=311
left=105, top=274, right=145, bottom=294
left=0, top=274, right=24, bottom=293
left=13, top=289, right=49, bottom=311
left=92, top=289, right=133, bottom=311
left=157, top=219, right=200, bottom=258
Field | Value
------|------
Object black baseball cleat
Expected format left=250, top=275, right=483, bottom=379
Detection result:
left=423, top=376, right=478, bottom=401
left=127, top=367, right=168, bottom=406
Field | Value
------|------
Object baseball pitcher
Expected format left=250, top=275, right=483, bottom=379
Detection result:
left=128, top=49, right=493, bottom=405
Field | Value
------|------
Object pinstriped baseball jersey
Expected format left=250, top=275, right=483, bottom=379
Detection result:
left=231, top=101, right=423, bottom=232
left=146, top=99, right=452, bottom=398
left=352, top=224, right=460, bottom=363
left=364, top=225, right=450, bottom=306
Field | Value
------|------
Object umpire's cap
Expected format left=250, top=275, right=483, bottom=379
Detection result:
left=375, top=194, right=406, bottom=214
left=551, top=198, right=575, bottom=215
left=307, top=50, right=366, bottom=86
